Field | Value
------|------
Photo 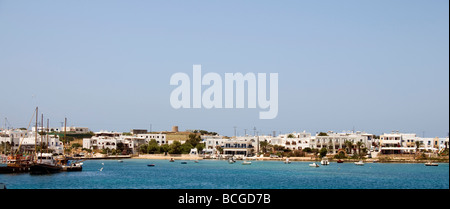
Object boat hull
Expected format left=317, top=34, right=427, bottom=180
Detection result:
left=61, top=166, right=82, bottom=171
left=0, top=165, right=31, bottom=174
left=425, top=164, right=438, bottom=166
left=30, top=164, right=62, bottom=174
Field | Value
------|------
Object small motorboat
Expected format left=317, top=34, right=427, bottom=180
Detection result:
left=425, top=162, right=438, bottom=166
left=181, top=162, right=187, bottom=164
left=169, top=158, right=175, bottom=162
left=194, top=160, right=199, bottom=163
left=320, top=157, right=330, bottom=165
left=284, top=158, right=291, bottom=164
left=147, top=164, right=155, bottom=167
left=242, top=161, right=252, bottom=165
left=337, top=159, right=344, bottom=163
left=354, top=161, right=364, bottom=166
left=309, top=162, right=319, bottom=167
left=118, top=160, right=123, bottom=163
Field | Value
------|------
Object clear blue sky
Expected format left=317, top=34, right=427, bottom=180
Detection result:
left=0, top=0, right=448, bottom=137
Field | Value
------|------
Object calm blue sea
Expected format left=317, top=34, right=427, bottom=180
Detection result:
left=0, top=159, right=448, bottom=189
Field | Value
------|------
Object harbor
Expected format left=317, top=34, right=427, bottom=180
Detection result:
left=1, top=107, right=448, bottom=188
left=1, top=159, right=448, bottom=189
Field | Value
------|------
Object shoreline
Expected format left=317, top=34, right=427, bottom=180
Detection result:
left=130, top=154, right=449, bottom=164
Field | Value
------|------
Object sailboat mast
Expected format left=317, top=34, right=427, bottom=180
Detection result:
left=64, top=118, right=67, bottom=155
left=40, top=113, right=43, bottom=163
left=46, top=118, right=49, bottom=154
left=34, top=107, right=38, bottom=162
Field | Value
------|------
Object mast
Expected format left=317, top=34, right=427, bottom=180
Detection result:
left=34, top=107, right=38, bottom=163
left=64, top=117, right=67, bottom=156
left=40, top=113, right=43, bottom=163
left=46, top=118, right=49, bottom=154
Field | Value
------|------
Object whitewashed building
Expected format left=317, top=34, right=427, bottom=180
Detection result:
left=32, top=126, right=90, bottom=134
left=1, top=129, right=64, bottom=154
left=136, top=133, right=167, bottom=145
left=311, top=131, right=375, bottom=154
left=270, top=131, right=312, bottom=151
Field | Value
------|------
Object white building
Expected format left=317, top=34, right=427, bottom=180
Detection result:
left=1, top=129, right=64, bottom=154
left=136, top=133, right=167, bottom=145
left=379, top=132, right=448, bottom=154
left=83, top=131, right=122, bottom=151
left=32, top=126, right=90, bottom=134
left=83, top=131, right=167, bottom=154
left=202, top=136, right=257, bottom=157
left=270, top=131, right=312, bottom=151
left=379, top=132, right=418, bottom=154
left=311, top=131, right=375, bottom=154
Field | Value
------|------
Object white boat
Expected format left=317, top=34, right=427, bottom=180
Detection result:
left=242, top=161, right=252, bottom=165
left=309, top=162, right=319, bottom=167
left=354, top=160, right=364, bottom=166
left=320, top=157, right=329, bottom=165
left=285, top=158, right=291, bottom=164
left=425, top=162, right=438, bottom=166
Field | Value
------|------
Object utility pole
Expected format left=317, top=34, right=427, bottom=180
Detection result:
left=233, top=126, right=237, bottom=138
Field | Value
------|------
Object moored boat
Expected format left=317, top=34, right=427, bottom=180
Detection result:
left=30, top=153, right=62, bottom=174
left=242, top=160, right=252, bottom=165
left=425, top=162, right=438, bottom=166
left=30, top=163, right=62, bottom=174
left=320, top=157, right=330, bottom=165
left=309, top=162, right=319, bottom=167
left=354, top=160, right=364, bottom=166
left=0, top=154, right=32, bottom=174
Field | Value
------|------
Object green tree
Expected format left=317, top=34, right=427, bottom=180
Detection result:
left=181, top=142, right=194, bottom=154
left=215, top=146, right=223, bottom=154
left=303, top=147, right=312, bottom=153
left=334, top=150, right=346, bottom=159
left=147, top=139, right=160, bottom=154
left=160, top=144, right=170, bottom=154
left=319, top=147, right=328, bottom=158
left=260, top=140, right=269, bottom=153
left=187, top=133, right=202, bottom=148
left=196, top=143, right=205, bottom=153
left=356, top=141, right=364, bottom=157
left=116, top=142, right=125, bottom=153
left=318, top=132, right=328, bottom=136
left=139, top=144, right=148, bottom=154
left=345, top=141, right=353, bottom=154
left=287, top=134, right=295, bottom=138
left=169, top=141, right=182, bottom=154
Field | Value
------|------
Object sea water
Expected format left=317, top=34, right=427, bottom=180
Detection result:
left=0, top=159, right=448, bottom=189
